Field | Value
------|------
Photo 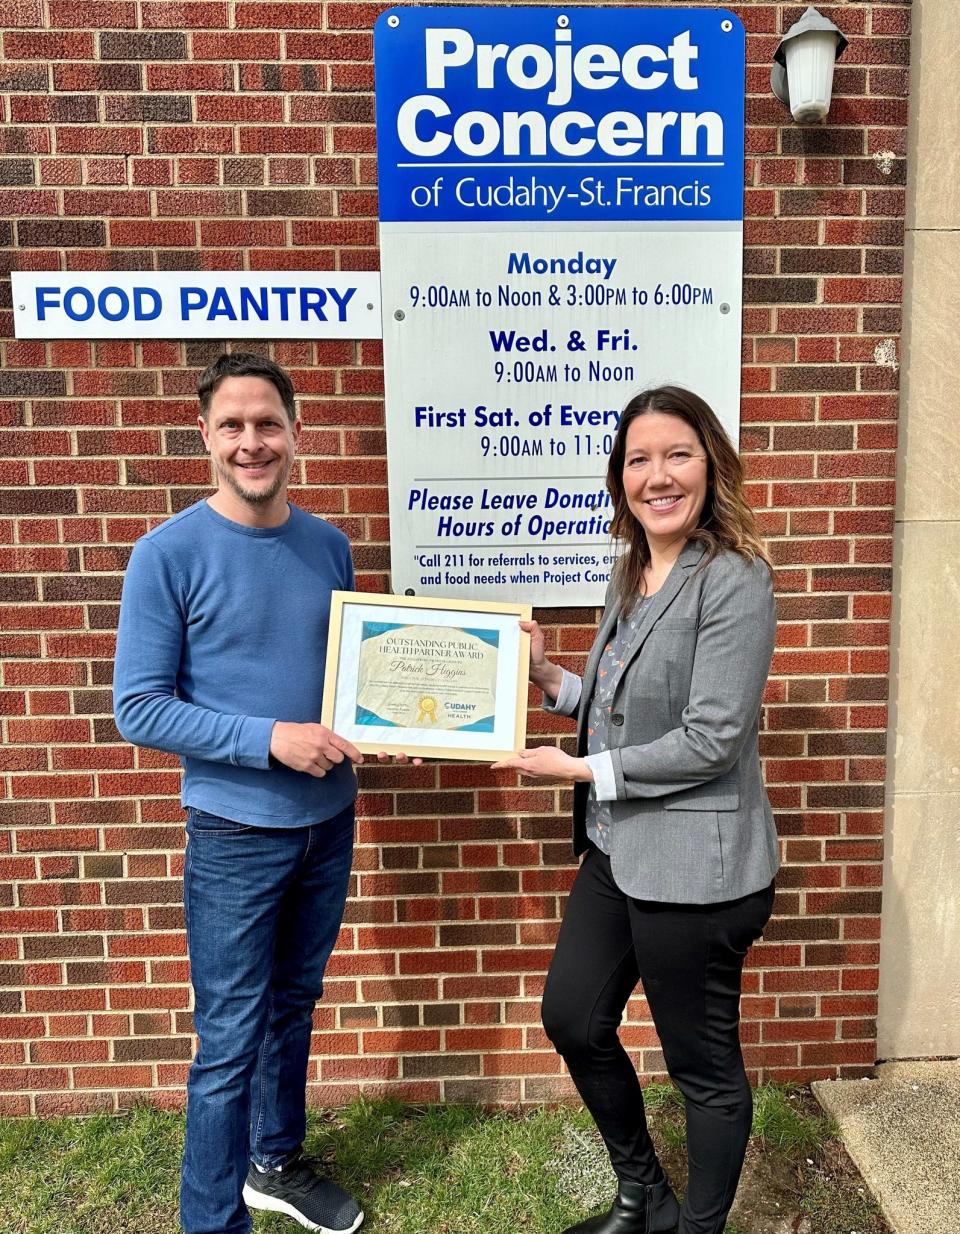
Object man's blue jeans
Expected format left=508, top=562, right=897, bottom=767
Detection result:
left=180, top=804, right=355, bottom=1234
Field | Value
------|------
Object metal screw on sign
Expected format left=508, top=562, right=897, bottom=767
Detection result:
left=404, top=589, right=415, bottom=596
left=394, top=309, right=405, bottom=321
left=388, top=14, right=399, bottom=27
left=721, top=19, right=733, bottom=32
left=719, top=303, right=731, bottom=315
left=557, top=14, right=569, bottom=28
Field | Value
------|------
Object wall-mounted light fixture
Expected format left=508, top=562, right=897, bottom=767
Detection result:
left=771, top=5, right=849, bottom=123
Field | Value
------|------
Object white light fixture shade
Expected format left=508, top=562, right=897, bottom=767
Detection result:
left=784, top=29, right=841, bottom=122
left=771, top=6, right=848, bottom=124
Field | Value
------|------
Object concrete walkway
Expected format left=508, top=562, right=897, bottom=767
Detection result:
left=812, top=1061, right=960, bottom=1234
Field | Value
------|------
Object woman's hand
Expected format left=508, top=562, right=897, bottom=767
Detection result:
left=491, top=745, right=593, bottom=782
left=375, top=751, right=423, bottom=765
left=521, top=619, right=563, bottom=699
left=522, top=618, right=547, bottom=672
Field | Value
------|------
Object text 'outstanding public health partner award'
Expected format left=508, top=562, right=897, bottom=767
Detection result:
left=321, top=592, right=532, bottom=761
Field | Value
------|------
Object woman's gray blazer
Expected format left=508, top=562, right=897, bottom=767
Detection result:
left=569, top=540, right=780, bottom=904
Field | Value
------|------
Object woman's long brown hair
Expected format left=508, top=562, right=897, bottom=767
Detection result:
left=606, top=386, right=770, bottom=610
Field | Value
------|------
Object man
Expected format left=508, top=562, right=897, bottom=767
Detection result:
left=114, top=352, right=366, bottom=1234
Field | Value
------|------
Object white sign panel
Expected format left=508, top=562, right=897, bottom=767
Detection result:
left=375, top=6, right=745, bottom=607
left=12, top=271, right=382, bottom=339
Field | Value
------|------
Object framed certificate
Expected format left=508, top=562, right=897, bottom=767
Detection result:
left=321, top=592, right=532, bottom=761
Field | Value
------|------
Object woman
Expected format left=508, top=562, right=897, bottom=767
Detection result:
left=493, top=387, right=779, bottom=1234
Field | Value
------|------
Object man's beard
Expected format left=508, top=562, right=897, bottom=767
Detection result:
left=218, top=459, right=290, bottom=506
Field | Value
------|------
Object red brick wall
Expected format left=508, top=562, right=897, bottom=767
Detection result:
left=0, top=0, right=908, bottom=1114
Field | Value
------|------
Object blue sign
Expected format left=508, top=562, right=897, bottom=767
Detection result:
left=375, top=6, right=744, bottom=224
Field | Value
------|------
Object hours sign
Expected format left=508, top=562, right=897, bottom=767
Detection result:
left=375, top=6, right=745, bottom=606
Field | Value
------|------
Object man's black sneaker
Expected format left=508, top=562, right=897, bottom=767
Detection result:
left=243, top=1154, right=364, bottom=1233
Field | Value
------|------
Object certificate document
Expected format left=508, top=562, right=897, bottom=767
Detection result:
left=322, top=593, right=531, bottom=761
left=356, top=622, right=499, bottom=732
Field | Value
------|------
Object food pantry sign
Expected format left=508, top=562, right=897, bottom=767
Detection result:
left=375, top=6, right=745, bottom=606
left=12, top=271, right=382, bottom=339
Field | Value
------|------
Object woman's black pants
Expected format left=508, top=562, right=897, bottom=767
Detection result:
left=541, top=847, right=775, bottom=1234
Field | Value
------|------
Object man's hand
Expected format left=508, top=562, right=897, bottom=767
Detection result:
left=269, top=722, right=363, bottom=777
left=491, top=746, right=593, bottom=782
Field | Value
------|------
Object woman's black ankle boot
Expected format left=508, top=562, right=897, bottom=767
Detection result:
left=561, top=1177, right=680, bottom=1234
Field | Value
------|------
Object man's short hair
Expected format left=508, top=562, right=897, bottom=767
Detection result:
left=197, top=352, right=297, bottom=423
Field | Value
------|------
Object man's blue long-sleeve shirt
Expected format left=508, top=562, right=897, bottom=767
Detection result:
left=113, top=499, right=357, bottom=828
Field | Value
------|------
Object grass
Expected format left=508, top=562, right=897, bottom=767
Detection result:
left=800, top=1155, right=889, bottom=1234
left=750, top=1083, right=835, bottom=1154
left=0, top=1107, right=183, bottom=1234
left=0, top=1087, right=886, bottom=1234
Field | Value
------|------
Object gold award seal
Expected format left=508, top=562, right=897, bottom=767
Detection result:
left=416, top=695, right=439, bottom=724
